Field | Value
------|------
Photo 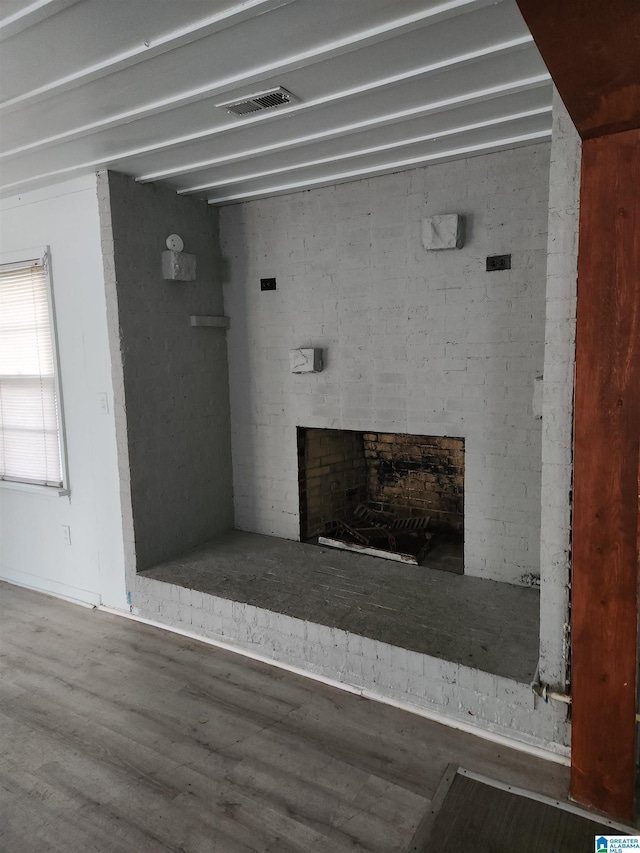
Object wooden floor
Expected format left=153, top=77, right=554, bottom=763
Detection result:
left=0, top=581, right=568, bottom=853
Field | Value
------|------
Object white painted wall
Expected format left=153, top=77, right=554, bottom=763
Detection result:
left=538, top=90, right=581, bottom=688
left=220, top=143, right=550, bottom=585
left=0, top=175, right=127, bottom=608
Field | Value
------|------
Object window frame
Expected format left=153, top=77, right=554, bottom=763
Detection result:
left=0, top=245, right=69, bottom=497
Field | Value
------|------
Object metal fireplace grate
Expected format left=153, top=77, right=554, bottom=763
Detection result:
left=319, top=503, right=434, bottom=565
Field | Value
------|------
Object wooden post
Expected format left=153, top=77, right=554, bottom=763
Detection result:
left=571, top=129, right=640, bottom=820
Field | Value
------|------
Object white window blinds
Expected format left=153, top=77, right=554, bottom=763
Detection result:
left=0, top=255, right=63, bottom=487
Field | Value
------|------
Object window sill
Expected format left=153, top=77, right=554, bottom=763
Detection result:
left=0, top=480, right=69, bottom=498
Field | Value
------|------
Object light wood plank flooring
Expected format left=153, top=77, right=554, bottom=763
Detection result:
left=0, top=581, right=568, bottom=852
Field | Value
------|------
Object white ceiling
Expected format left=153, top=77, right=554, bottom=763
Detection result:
left=0, top=0, right=552, bottom=205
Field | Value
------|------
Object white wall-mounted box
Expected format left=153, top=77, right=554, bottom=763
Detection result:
left=162, top=249, right=196, bottom=281
left=422, top=214, right=465, bottom=250
left=290, top=348, right=323, bottom=373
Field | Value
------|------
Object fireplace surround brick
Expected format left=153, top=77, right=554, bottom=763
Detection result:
left=222, top=143, right=549, bottom=585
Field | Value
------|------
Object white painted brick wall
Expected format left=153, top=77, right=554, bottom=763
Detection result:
left=221, top=144, right=551, bottom=584
left=97, top=171, right=138, bottom=597
left=538, top=91, right=581, bottom=687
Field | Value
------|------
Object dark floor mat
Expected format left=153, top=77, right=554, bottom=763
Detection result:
left=409, top=766, right=636, bottom=853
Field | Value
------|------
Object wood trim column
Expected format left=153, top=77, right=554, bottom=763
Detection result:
left=571, top=128, right=640, bottom=820
left=514, top=1, right=640, bottom=139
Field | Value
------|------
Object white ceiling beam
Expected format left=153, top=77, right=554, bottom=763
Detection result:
left=178, top=107, right=552, bottom=194
left=0, top=0, right=499, bottom=152
left=206, top=130, right=552, bottom=205
left=0, top=75, right=551, bottom=197
left=0, top=0, right=296, bottom=111
left=4, top=32, right=534, bottom=164
left=2, top=32, right=537, bottom=164
left=138, top=36, right=538, bottom=183
left=0, top=0, right=82, bottom=41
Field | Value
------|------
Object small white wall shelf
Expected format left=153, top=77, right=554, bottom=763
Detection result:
left=190, top=315, right=230, bottom=329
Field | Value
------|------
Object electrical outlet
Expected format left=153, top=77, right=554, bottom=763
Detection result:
left=61, top=525, right=71, bottom=546
left=486, top=254, right=511, bottom=272
left=98, top=392, right=109, bottom=414
left=260, top=277, right=277, bottom=291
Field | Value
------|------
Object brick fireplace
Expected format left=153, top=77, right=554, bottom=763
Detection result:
left=297, top=427, right=464, bottom=566
left=222, top=145, right=548, bottom=585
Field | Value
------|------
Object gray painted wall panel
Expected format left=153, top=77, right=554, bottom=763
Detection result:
left=102, top=171, right=234, bottom=570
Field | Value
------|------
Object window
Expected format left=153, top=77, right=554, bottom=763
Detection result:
left=0, top=249, right=65, bottom=489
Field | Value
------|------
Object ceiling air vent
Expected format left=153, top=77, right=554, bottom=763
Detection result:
left=216, top=87, right=299, bottom=117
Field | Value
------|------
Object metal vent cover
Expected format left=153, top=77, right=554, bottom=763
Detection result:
left=216, top=87, right=299, bottom=116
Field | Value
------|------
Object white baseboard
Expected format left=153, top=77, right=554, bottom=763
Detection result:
left=0, top=568, right=100, bottom=607
left=99, top=603, right=571, bottom=767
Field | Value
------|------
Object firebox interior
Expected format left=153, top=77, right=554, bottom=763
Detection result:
left=298, top=427, right=464, bottom=571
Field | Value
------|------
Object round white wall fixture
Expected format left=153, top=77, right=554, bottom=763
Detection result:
left=166, top=234, right=184, bottom=252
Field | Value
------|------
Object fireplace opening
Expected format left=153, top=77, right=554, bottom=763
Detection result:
left=297, top=428, right=464, bottom=571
